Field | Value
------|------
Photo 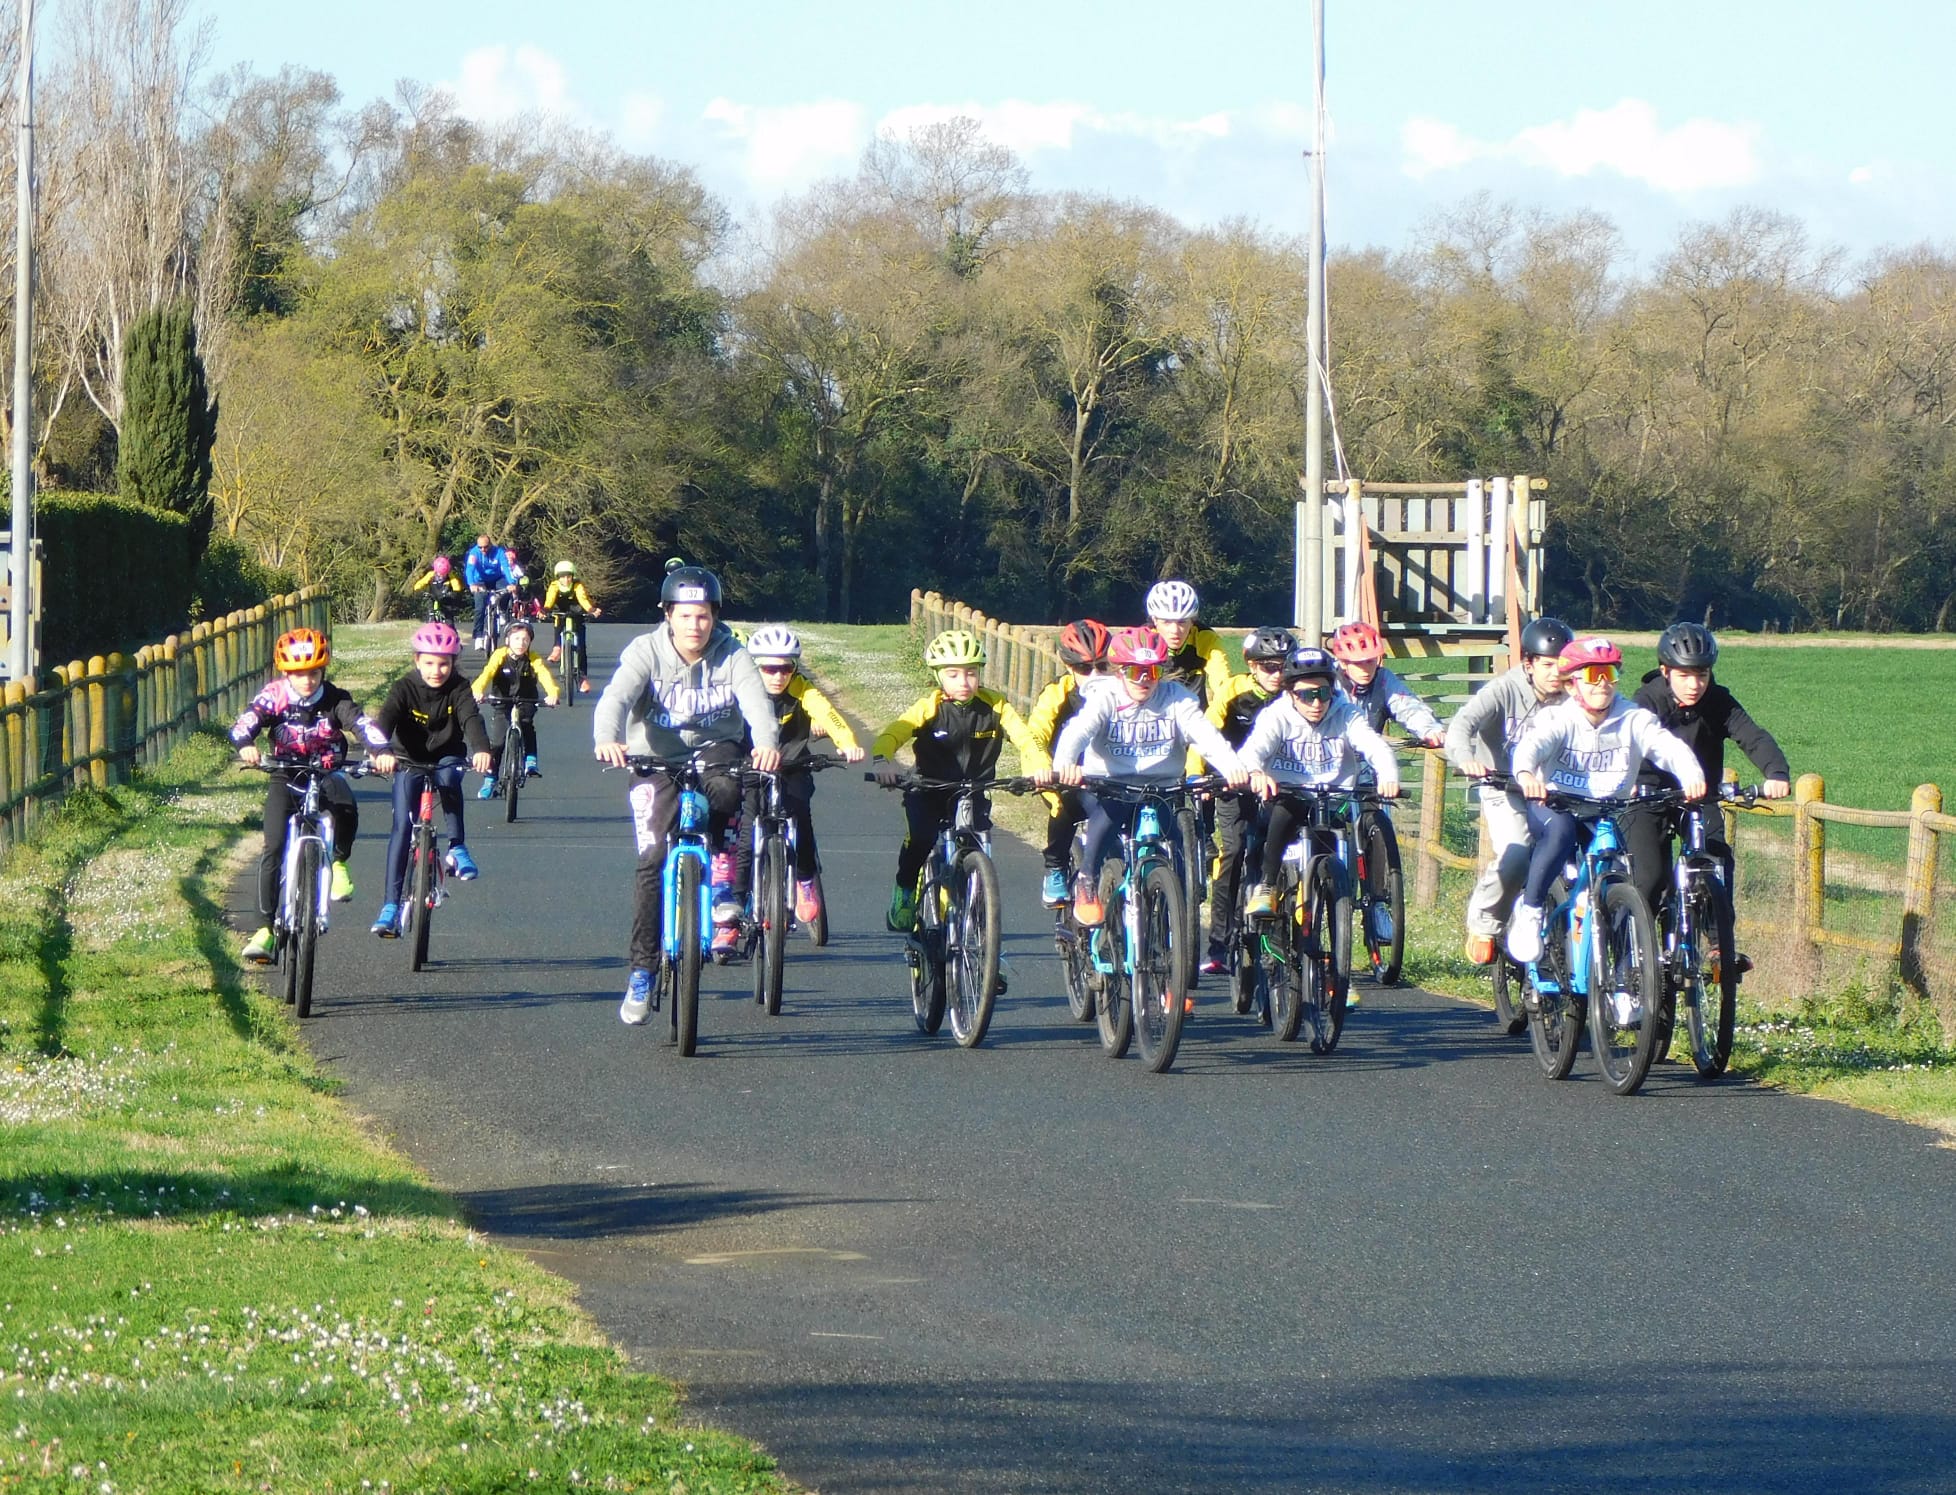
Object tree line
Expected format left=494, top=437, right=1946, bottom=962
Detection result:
left=5, top=0, right=1955, bottom=633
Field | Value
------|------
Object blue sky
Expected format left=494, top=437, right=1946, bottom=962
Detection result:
left=185, top=0, right=1956, bottom=267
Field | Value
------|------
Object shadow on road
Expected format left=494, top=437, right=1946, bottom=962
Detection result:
left=456, top=1179, right=908, bottom=1241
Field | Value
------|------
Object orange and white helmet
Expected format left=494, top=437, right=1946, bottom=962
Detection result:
left=1327, top=621, right=1384, bottom=664
left=273, top=628, right=330, bottom=673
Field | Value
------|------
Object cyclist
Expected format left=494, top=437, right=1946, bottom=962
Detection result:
left=369, top=620, right=495, bottom=937
left=542, top=559, right=604, bottom=690
left=1625, top=621, right=1790, bottom=936
left=1443, top=615, right=1574, bottom=965
left=1197, top=624, right=1295, bottom=973
left=463, top=533, right=517, bottom=651
left=732, top=624, right=866, bottom=938
left=1027, top=619, right=1116, bottom=907
left=1051, top=626, right=1248, bottom=930
left=1145, top=579, right=1232, bottom=710
left=503, top=547, right=540, bottom=621
left=594, top=564, right=780, bottom=1023
left=471, top=618, right=559, bottom=798
left=230, top=628, right=389, bottom=964
left=1325, top=621, right=1445, bottom=746
left=411, top=555, right=469, bottom=625
left=1506, top=636, right=1705, bottom=963
left=1238, top=646, right=1400, bottom=922
left=870, top=629, right=1050, bottom=936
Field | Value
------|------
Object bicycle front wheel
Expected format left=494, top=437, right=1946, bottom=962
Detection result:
left=947, top=849, right=1001, bottom=1048
left=1359, top=810, right=1405, bottom=986
left=408, top=826, right=435, bottom=973
left=1590, top=880, right=1662, bottom=1096
left=1058, top=912, right=1095, bottom=1022
left=293, top=842, right=322, bottom=1019
left=503, top=733, right=523, bottom=822
left=673, top=854, right=702, bottom=1056
left=562, top=641, right=580, bottom=708
left=1262, top=883, right=1303, bottom=1043
left=1175, top=804, right=1205, bottom=985
left=1491, top=954, right=1528, bottom=1036
left=1096, top=879, right=1133, bottom=1058
left=1132, top=861, right=1190, bottom=1073
left=758, top=835, right=789, bottom=1016
left=1684, top=882, right=1738, bottom=1079
left=1303, top=863, right=1352, bottom=1055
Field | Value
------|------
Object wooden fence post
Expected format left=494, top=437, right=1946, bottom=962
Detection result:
left=1791, top=773, right=1825, bottom=985
left=1414, top=747, right=1446, bottom=908
left=1900, top=783, right=1942, bottom=1010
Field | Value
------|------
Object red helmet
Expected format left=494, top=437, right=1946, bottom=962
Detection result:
left=1559, top=636, right=1623, bottom=674
left=431, top=555, right=452, bottom=579
left=273, top=628, right=330, bottom=673
left=1327, top=621, right=1384, bottom=664
left=1056, top=618, right=1110, bottom=669
left=1108, top=626, right=1170, bottom=670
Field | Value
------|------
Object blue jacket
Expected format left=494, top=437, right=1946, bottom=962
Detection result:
left=464, top=545, right=512, bottom=589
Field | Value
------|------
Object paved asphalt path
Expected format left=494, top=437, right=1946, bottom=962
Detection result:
left=235, top=624, right=1956, bottom=1493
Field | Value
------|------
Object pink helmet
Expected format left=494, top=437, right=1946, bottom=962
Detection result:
left=410, top=620, right=461, bottom=657
left=1327, top=620, right=1384, bottom=664
left=1108, top=626, right=1171, bottom=670
left=431, top=555, right=452, bottom=579
left=1559, top=635, right=1622, bottom=675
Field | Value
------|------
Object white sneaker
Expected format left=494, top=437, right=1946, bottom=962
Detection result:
left=1506, top=903, right=1545, bottom=964
left=711, top=897, right=742, bottom=925
left=619, top=967, right=654, bottom=1025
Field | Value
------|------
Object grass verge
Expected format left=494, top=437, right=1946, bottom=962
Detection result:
left=0, top=623, right=783, bottom=1492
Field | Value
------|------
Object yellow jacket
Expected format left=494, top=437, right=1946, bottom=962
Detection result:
left=872, top=688, right=1049, bottom=781
left=412, top=569, right=465, bottom=595
left=473, top=647, right=560, bottom=702
left=542, top=579, right=597, bottom=613
left=769, top=674, right=862, bottom=758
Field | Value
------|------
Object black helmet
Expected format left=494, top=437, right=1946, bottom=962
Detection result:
left=1242, top=626, right=1298, bottom=664
left=1657, top=621, right=1718, bottom=669
left=1280, top=645, right=1337, bottom=685
left=661, top=565, right=722, bottom=610
left=1519, top=616, right=1574, bottom=660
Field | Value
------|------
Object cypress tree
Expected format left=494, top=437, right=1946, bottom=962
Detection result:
left=117, top=301, right=219, bottom=560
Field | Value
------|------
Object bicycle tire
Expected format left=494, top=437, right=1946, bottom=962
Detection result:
left=1359, top=810, right=1406, bottom=987
left=759, top=835, right=788, bottom=1016
left=1491, top=954, right=1528, bottom=1036
left=1095, top=884, right=1133, bottom=1058
left=561, top=638, right=580, bottom=709
left=293, top=842, right=321, bottom=1019
left=809, top=871, right=830, bottom=947
left=1174, top=804, right=1205, bottom=986
left=1525, top=902, right=1585, bottom=1080
left=908, top=934, right=947, bottom=1035
left=1304, top=863, right=1352, bottom=1055
left=1589, top=879, right=1663, bottom=1095
left=947, top=848, right=1001, bottom=1048
left=1685, top=881, right=1738, bottom=1079
left=1263, top=873, right=1304, bottom=1042
left=408, top=825, right=435, bottom=973
left=1058, top=913, right=1095, bottom=1022
left=503, top=732, right=522, bottom=823
left=1132, top=860, right=1190, bottom=1073
left=278, top=920, right=299, bottom=1005
left=672, top=853, right=702, bottom=1055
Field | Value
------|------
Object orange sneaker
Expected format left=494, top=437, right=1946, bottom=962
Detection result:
left=1072, top=875, right=1105, bottom=927
left=1464, top=933, right=1497, bottom=966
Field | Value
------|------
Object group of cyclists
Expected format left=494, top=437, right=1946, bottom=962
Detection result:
left=412, top=535, right=605, bottom=667
left=232, top=555, right=1793, bottom=1048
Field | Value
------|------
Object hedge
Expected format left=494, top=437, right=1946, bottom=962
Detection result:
left=35, top=490, right=196, bottom=664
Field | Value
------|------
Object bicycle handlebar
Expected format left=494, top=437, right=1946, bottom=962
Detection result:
left=242, top=757, right=376, bottom=779
left=477, top=694, right=557, bottom=708
left=865, top=772, right=1042, bottom=794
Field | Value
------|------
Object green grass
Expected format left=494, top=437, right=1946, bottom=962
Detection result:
left=0, top=628, right=784, bottom=1492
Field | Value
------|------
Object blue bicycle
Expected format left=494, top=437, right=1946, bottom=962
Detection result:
left=622, top=751, right=727, bottom=1056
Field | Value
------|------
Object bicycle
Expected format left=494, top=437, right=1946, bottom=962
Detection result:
left=734, top=757, right=843, bottom=1015
left=1173, top=788, right=1212, bottom=986
left=244, top=758, right=369, bottom=1018
left=1645, top=783, right=1758, bottom=1080
left=871, top=773, right=1036, bottom=1048
left=386, top=757, right=459, bottom=975
left=480, top=587, right=516, bottom=650
left=1344, top=777, right=1407, bottom=987
left=1072, top=776, right=1214, bottom=1073
left=477, top=694, right=553, bottom=823
left=551, top=610, right=588, bottom=708
left=1241, top=785, right=1352, bottom=1053
left=615, top=751, right=730, bottom=1056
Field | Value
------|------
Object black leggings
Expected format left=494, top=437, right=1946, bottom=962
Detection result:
left=258, top=772, right=357, bottom=916
left=897, top=788, right=989, bottom=891
left=733, top=766, right=819, bottom=899
left=481, top=698, right=539, bottom=767
left=1260, top=795, right=1339, bottom=887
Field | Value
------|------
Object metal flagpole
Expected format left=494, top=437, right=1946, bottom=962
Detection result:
left=7, top=0, right=34, bottom=684
left=1294, top=0, right=1326, bottom=638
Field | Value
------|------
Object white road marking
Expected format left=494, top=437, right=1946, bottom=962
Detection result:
left=1178, top=1197, right=1278, bottom=1211
left=686, top=1247, right=870, bottom=1266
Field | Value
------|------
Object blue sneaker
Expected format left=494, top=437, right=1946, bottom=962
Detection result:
left=1041, top=868, right=1069, bottom=907
left=620, top=967, right=655, bottom=1025
left=446, top=846, right=480, bottom=881
left=524, top=755, right=539, bottom=777
left=372, top=903, right=401, bottom=938
left=477, top=778, right=495, bottom=801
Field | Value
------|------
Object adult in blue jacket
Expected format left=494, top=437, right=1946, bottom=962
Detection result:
left=463, top=532, right=515, bottom=647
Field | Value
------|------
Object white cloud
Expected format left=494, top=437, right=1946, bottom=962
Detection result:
left=702, top=98, right=867, bottom=192
left=619, top=92, right=664, bottom=149
left=445, top=44, right=579, bottom=124
left=874, top=99, right=1234, bottom=160
left=1400, top=99, right=1761, bottom=194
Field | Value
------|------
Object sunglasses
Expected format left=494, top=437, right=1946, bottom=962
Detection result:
left=1572, top=665, right=1618, bottom=685
left=1290, top=684, right=1332, bottom=702
left=1116, top=664, right=1161, bottom=682
left=756, top=663, right=796, bottom=675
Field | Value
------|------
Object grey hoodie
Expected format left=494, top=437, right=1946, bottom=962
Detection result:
left=1444, top=665, right=1556, bottom=776
left=594, top=621, right=780, bottom=760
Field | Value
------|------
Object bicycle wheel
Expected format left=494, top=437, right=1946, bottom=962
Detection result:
left=1095, top=884, right=1133, bottom=1058
left=1303, top=863, right=1352, bottom=1055
left=1262, top=882, right=1303, bottom=1043
left=292, top=842, right=321, bottom=1019
left=1131, top=861, right=1191, bottom=1073
left=946, top=849, right=1001, bottom=1048
left=1058, top=913, right=1095, bottom=1022
left=562, top=639, right=580, bottom=708
left=503, top=736, right=522, bottom=823
left=278, top=918, right=299, bottom=1006
left=1175, top=804, right=1205, bottom=985
left=408, top=825, right=435, bottom=973
left=758, top=835, right=789, bottom=1016
left=1491, top=954, right=1529, bottom=1036
left=1358, top=810, right=1406, bottom=986
left=1684, top=881, right=1738, bottom=1079
left=671, top=853, right=702, bottom=1056
left=1588, top=879, right=1662, bottom=1096
left=906, top=934, right=947, bottom=1035
left=808, top=870, right=830, bottom=947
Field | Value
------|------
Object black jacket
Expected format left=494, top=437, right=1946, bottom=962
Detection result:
left=375, top=671, right=491, bottom=762
left=1633, top=669, right=1789, bottom=788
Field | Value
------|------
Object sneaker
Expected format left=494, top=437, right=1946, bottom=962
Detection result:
left=795, top=878, right=822, bottom=924
left=472, top=636, right=485, bottom=653
left=1245, top=884, right=1276, bottom=921
left=578, top=678, right=590, bottom=693
left=372, top=903, right=401, bottom=938
left=1734, top=952, right=1754, bottom=975
left=446, top=846, right=480, bottom=881
left=241, top=926, right=276, bottom=965
left=547, top=646, right=562, bottom=664
left=711, top=925, right=740, bottom=956
left=477, top=778, right=496, bottom=801
left=1464, top=933, right=1497, bottom=967
left=887, top=884, right=917, bottom=933
left=620, top=967, right=654, bottom=1025
left=1041, top=868, right=1069, bottom=907
left=1072, top=874, right=1105, bottom=927
left=524, top=755, right=539, bottom=777
left=1609, top=987, right=1643, bottom=1028
left=712, top=895, right=743, bottom=925
left=329, top=860, right=356, bottom=902
left=1200, top=941, right=1227, bottom=977
left=1506, top=903, right=1545, bottom=964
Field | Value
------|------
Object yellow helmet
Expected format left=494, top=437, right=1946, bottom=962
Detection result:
left=923, top=628, right=986, bottom=669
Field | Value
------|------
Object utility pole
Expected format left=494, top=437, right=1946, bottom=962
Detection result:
left=6, top=0, right=34, bottom=684
left=1294, top=0, right=1327, bottom=639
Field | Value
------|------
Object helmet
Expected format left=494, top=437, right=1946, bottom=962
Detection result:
left=431, top=556, right=452, bottom=579
left=503, top=617, right=534, bottom=641
left=274, top=627, right=330, bottom=673
left=1656, top=621, right=1719, bottom=669
left=1241, top=626, right=1297, bottom=664
left=746, top=624, right=802, bottom=661
left=661, top=565, right=722, bottom=610
left=924, top=629, right=986, bottom=670
left=410, top=620, right=461, bottom=657
left=1281, top=645, right=1337, bottom=685
left=1559, top=636, right=1623, bottom=674
left=1327, top=620, right=1384, bottom=664
left=1055, top=618, right=1111, bottom=669
left=1108, top=626, right=1171, bottom=670
left=554, top=560, right=577, bottom=577
left=1144, top=579, right=1200, bottom=622
left=1519, top=616, right=1574, bottom=660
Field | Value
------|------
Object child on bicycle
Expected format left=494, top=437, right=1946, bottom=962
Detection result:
left=230, top=627, right=390, bottom=964
left=1197, top=625, right=1295, bottom=972
left=1027, top=619, right=1116, bottom=907
left=369, top=620, right=495, bottom=937
left=1145, top=579, right=1232, bottom=710
left=542, top=560, right=603, bottom=690
left=1444, top=615, right=1574, bottom=965
left=732, top=624, right=866, bottom=938
left=1325, top=621, right=1445, bottom=747
left=594, top=565, right=780, bottom=1023
left=471, top=618, right=559, bottom=798
left=1237, top=646, right=1400, bottom=922
left=411, top=555, right=469, bottom=625
left=1506, top=636, right=1706, bottom=963
left=1051, top=627, right=1248, bottom=929
left=871, top=628, right=1049, bottom=934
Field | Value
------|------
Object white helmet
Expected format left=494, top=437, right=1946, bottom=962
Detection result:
left=746, top=624, right=801, bottom=661
left=1145, top=579, right=1199, bottom=622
